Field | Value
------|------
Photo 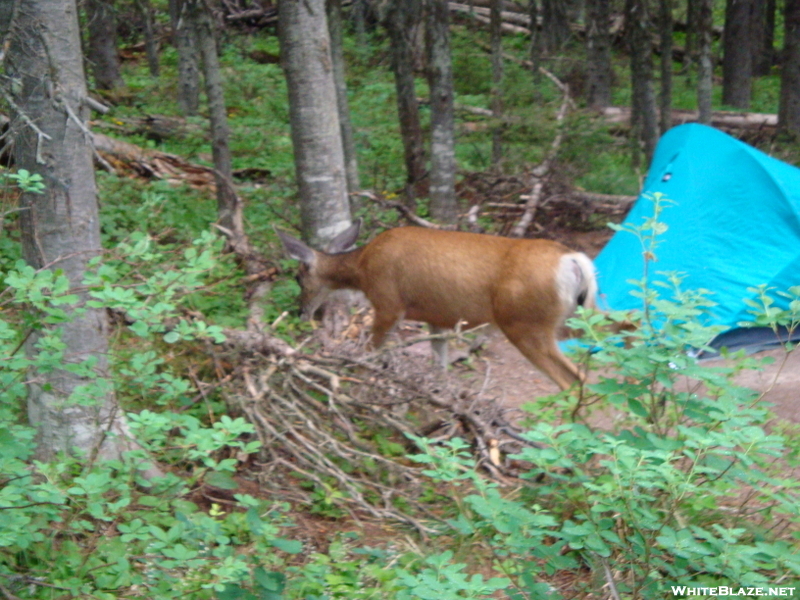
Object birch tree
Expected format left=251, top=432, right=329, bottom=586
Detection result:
left=425, top=0, right=458, bottom=222
left=2, top=0, right=131, bottom=461
left=279, top=0, right=353, bottom=245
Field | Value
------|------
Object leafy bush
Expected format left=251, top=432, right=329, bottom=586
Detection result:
left=398, top=195, right=800, bottom=599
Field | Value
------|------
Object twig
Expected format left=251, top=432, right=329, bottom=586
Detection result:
left=353, top=190, right=457, bottom=230
left=510, top=79, right=571, bottom=237
left=0, top=85, right=52, bottom=164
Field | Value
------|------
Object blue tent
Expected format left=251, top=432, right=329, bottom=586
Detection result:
left=594, top=123, right=800, bottom=352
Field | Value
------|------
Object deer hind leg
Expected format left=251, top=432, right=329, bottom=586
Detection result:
left=368, top=308, right=404, bottom=350
left=501, top=324, right=581, bottom=391
left=429, top=325, right=449, bottom=368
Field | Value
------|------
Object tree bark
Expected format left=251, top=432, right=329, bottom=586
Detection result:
left=137, top=0, right=160, bottom=77
left=327, top=0, right=361, bottom=195
left=541, top=0, right=569, bottom=52
left=659, top=0, right=673, bottom=132
left=385, top=0, right=426, bottom=205
left=528, top=0, right=542, bottom=83
left=169, top=0, right=201, bottom=115
left=626, top=0, right=659, bottom=165
left=722, top=0, right=754, bottom=109
left=490, top=0, right=503, bottom=168
left=697, top=0, right=713, bottom=123
left=85, top=0, right=125, bottom=90
left=779, top=0, right=800, bottom=136
left=425, top=0, right=458, bottom=222
left=684, top=0, right=697, bottom=71
left=752, top=0, right=776, bottom=76
left=586, top=0, right=611, bottom=109
left=3, top=0, right=128, bottom=461
left=186, top=0, right=239, bottom=236
left=279, top=0, right=353, bottom=246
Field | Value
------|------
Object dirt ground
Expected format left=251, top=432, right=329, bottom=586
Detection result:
left=473, top=329, right=800, bottom=424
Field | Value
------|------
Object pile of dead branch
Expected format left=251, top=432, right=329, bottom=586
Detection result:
left=222, top=315, right=536, bottom=531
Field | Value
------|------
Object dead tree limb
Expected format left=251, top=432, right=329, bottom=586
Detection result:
left=601, top=106, right=777, bottom=131
left=353, top=190, right=458, bottom=229
left=510, top=77, right=571, bottom=237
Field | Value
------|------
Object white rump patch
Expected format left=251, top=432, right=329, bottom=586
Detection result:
left=556, top=253, right=598, bottom=315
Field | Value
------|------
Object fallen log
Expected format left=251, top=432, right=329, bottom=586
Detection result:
left=601, top=106, right=778, bottom=131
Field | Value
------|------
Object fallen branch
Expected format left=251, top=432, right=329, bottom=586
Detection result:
left=217, top=314, right=535, bottom=528
left=353, top=190, right=457, bottom=229
left=600, top=106, right=778, bottom=131
left=511, top=76, right=571, bottom=237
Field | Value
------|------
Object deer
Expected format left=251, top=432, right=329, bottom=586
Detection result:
left=277, top=220, right=598, bottom=390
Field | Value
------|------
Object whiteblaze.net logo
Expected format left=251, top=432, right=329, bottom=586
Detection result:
left=670, top=587, right=796, bottom=597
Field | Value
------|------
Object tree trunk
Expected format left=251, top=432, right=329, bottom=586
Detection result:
left=352, top=0, right=368, bottom=46
left=697, top=0, right=713, bottom=123
left=279, top=0, right=353, bottom=246
left=529, top=0, right=542, bottom=83
left=169, top=0, right=201, bottom=115
left=490, top=0, right=503, bottom=168
left=659, top=0, right=673, bottom=132
left=586, top=0, right=612, bottom=109
left=626, top=0, right=659, bottom=164
left=385, top=0, right=425, bottom=205
left=722, top=0, right=754, bottom=109
left=779, top=0, right=800, bottom=136
left=684, top=0, right=697, bottom=72
left=752, top=0, right=776, bottom=76
left=541, top=0, right=569, bottom=52
left=3, top=0, right=127, bottom=461
left=327, top=0, right=361, bottom=195
left=425, top=0, right=458, bottom=222
left=85, top=0, right=124, bottom=90
left=137, top=0, right=160, bottom=77
left=186, top=0, right=239, bottom=236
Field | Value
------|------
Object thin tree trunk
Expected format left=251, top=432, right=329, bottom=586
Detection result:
left=169, top=0, right=201, bottom=115
left=426, top=0, right=458, bottom=222
left=352, top=0, right=368, bottom=46
left=541, top=0, right=569, bottom=52
left=490, top=0, right=503, bottom=168
left=659, top=0, right=673, bottom=132
left=697, top=0, right=713, bottom=123
left=586, top=0, right=611, bottom=109
left=722, top=0, right=754, bottom=109
left=752, top=0, right=776, bottom=75
left=684, top=0, right=697, bottom=72
left=385, top=0, right=425, bottom=205
left=187, top=0, right=239, bottom=236
left=4, top=0, right=128, bottom=461
left=779, top=0, right=800, bottom=136
left=137, top=0, right=160, bottom=77
left=279, top=0, right=353, bottom=246
left=327, top=0, right=361, bottom=195
left=626, top=0, right=659, bottom=164
left=85, top=0, right=124, bottom=90
left=529, top=0, right=542, bottom=84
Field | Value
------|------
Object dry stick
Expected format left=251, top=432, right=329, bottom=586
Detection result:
left=510, top=83, right=571, bottom=237
left=352, top=190, right=456, bottom=229
left=243, top=364, right=441, bottom=525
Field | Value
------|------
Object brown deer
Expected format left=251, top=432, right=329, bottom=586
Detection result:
left=277, top=221, right=598, bottom=390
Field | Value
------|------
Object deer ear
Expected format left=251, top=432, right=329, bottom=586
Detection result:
left=326, top=218, right=361, bottom=254
left=275, top=228, right=316, bottom=265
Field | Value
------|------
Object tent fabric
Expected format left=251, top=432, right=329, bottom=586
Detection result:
left=593, top=123, right=800, bottom=352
